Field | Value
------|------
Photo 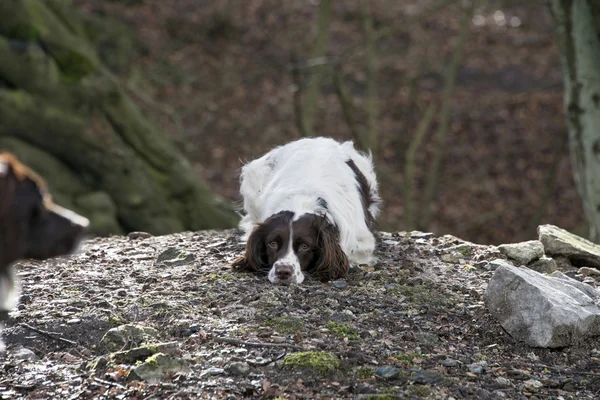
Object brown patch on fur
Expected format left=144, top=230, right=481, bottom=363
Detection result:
left=312, top=219, right=349, bottom=281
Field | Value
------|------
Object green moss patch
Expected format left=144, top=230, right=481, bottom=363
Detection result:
left=282, top=351, right=340, bottom=376
left=326, top=321, right=359, bottom=340
left=266, top=316, right=305, bottom=334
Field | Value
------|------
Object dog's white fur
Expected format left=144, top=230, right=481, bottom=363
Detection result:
left=238, top=137, right=381, bottom=282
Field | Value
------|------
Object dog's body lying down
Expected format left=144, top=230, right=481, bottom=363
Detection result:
left=0, top=153, right=89, bottom=349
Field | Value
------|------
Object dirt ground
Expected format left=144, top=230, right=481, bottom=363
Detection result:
left=2, top=230, right=600, bottom=399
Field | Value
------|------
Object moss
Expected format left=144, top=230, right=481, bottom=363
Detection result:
left=282, top=351, right=340, bottom=376
left=144, top=352, right=162, bottom=367
left=267, top=317, right=305, bottom=334
left=391, top=351, right=423, bottom=366
left=326, top=321, right=359, bottom=340
left=407, top=384, right=431, bottom=397
left=356, top=366, right=374, bottom=379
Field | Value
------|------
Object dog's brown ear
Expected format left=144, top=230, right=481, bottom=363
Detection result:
left=314, top=222, right=349, bottom=281
left=232, top=225, right=269, bottom=272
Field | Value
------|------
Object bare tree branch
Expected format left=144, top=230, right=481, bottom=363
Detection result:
left=420, top=1, right=473, bottom=230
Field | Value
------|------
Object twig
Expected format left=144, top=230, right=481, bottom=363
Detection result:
left=420, top=1, right=474, bottom=230
left=19, top=323, right=77, bottom=346
left=404, top=103, right=437, bottom=230
left=302, top=0, right=333, bottom=136
left=213, top=337, right=307, bottom=351
left=332, top=68, right=367, bottom=151
left=92, top=376, right=127, bottom=391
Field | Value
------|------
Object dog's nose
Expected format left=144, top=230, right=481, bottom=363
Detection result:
left=275, top=264, right=294, bottom=281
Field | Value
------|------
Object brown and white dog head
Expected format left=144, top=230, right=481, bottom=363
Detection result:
left=232, top=211, right=349, bottom=284
left=0, top=153, right=89, bottom=315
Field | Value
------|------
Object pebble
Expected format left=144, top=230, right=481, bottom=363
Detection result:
left=374, top=366, right=402, bottom=379
left=495, top=377, right=512, bottom=386
left=208, top=367, right=225, bottom=375
left=411, top=369, right=442, bottom=384
left=67, top=318, right=81, bottom=324
left=228, top=361, right=250, bottom=375
left=441, top=359, right=459, bottom=367
left=411, top=232, right=434, bottom=239
left=579, top=267, right=600, bottom=277
left=523, top=379, right=543, bottom=390
left=467, top=361, right=487, bottom=375
left=331, top=280, right=348, bottom=289
left=128, top=231, right=153, bottom=240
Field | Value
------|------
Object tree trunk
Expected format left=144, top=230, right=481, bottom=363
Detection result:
left=549, top=0, right=600, bottom=242
left=0, top=0, right=238, bottom=236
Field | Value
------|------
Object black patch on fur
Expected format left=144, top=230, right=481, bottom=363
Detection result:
left=346, top=159, right=376, bottom=231
left=316, top=197, right=328, bottom=211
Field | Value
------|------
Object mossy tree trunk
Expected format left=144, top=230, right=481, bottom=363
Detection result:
left=549, top=0, right=600, bottom=242
left=0, top=0, right=238, bottom=236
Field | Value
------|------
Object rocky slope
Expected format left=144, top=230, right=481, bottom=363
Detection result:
left=1, top=229, right=600, bottom=399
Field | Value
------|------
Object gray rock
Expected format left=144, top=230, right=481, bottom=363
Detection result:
left=228, top=361, right=250, bottom=375
left=497, top=240, right=544, bottom=265
left=11, top=346, right=37, bottom=361
left=528, top=256, right=557, bottom=274
left=128, top=353, right=189, bottom=383
left=485, top=263, right=600, bottom=347
left=156, top=247, right=195, bottom=267
left=100, top=324, right=159, bottom=352
left=538, top=224, right=600, bottom=268
left=411, top=369, right=442, bottom=384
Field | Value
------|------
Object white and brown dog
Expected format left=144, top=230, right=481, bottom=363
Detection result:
left=233, top=137, right=381, bottom=284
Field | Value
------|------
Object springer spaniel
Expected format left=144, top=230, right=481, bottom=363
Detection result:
left=0, top=153, right=89, bottom=348
left=232, top=137, right=381, bottom=284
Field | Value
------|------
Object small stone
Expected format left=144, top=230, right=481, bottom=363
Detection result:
left=129, top=353, right=189, bottom=383
left=579, top=267, right=600, bottom=277
left=441, top=359, right=459, bottom=367
left=128, top=231, right=153, bottom=240
left=331, top=280, right=348, bottom=289
left=19, top=294, right=32, bottom=304
left=441, top=252, right=462, bottom=264
left=411, top=231, right=434, bottom=239
left=375, top=366, right=403, bottom=380
left=498, top=240, right=544, bottom=266
left=446, top=244, right=473, bottom=256
left=115, top=289, right=127, bottom=297
left=156, top=247, right=195, bottom=267
left=67, top=318, right=81, bottom=324
left=539, top=224, right=600, bottom=268
left=495, top=377, right=512, bottom=386
left=228, top=361, right=250, bottom=376
left=411, top=369, right=442, bottom=384
left=529, top=257, right=557, bottom=274
left=467, top=361, right=487, bottom=375
left=101, top=324, right=159, bottom=352
left=11, top=346, right=37, bottom=362
left=523, top=379, right=543, bottom=390
left=208, top=367, right=225, bottom=375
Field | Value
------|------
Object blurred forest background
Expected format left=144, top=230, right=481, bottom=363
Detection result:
left=0, top=0, right=585, bottom=245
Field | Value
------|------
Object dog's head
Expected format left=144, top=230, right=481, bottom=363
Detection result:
left=232, top=211, right=348, bottom=284
left=0, top=153, right=89, bottom=272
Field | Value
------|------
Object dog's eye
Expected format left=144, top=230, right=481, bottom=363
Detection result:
left=268, top=241, right=278, bottom=249
left=299, top=243, right=310, bottom=251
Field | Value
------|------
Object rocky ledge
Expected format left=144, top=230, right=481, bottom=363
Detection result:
left=1, top=226, right=600, bottom=399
